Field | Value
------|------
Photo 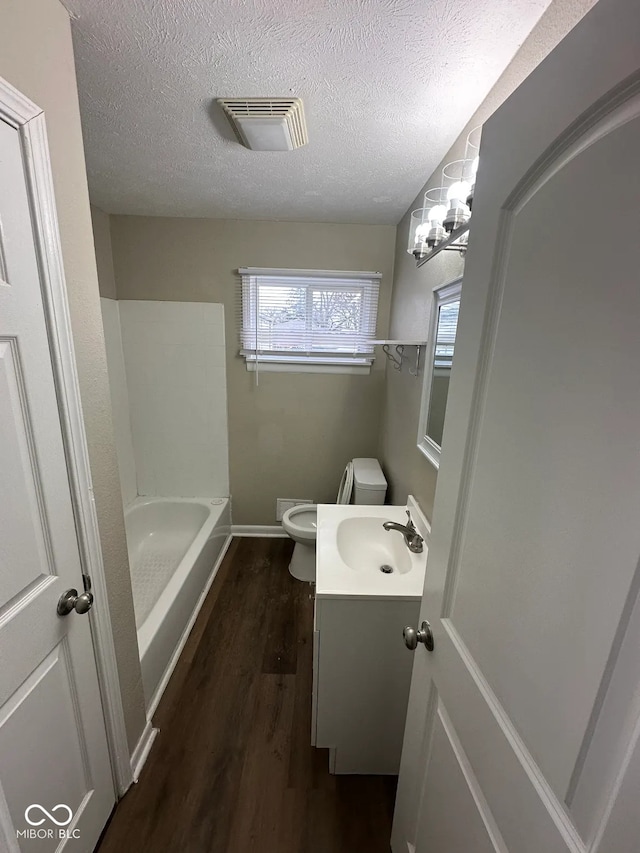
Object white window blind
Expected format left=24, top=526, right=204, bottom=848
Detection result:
left=238, top=268, right=381, bottom=369
left=434, top=300, right=460, bottom=368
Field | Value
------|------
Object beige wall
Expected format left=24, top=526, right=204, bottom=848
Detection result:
left=0, top=0, right=146, bottom=751
left=110, top=216, right=396, bottom=524
left=91, top=205, right=118, bottom=299
left=378, top=0, right=598, bottom=522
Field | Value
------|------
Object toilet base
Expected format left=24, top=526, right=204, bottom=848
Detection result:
left=288, top=540, right=316, bottom=583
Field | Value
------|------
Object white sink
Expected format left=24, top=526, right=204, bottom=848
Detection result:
left=336, top=516, right=413, bottom=575
left=316, top=502, right=428, bottom=599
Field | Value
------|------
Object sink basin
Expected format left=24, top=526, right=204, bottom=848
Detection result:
left=316, top=502, right=428, bottom=599
left=336, top=516, right=413, bottom=575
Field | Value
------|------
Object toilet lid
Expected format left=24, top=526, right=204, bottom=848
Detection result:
left=336, top=462, right=354, bottom=505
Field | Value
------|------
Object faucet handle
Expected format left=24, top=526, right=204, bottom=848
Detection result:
left=406, top=509, right=416, bottom=531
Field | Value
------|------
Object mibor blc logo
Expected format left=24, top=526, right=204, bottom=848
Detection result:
left=17, top=804, right=80, bottom=841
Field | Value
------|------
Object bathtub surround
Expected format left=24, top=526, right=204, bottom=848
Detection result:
left=101, top=299, right=229, bottom=501
left=378, top=0, right=598, bottom=521
left=109, top=216, right=396, bottom=525
left=100, top=299, right=137, bottom=506
left=0, top=0, right=146, bottom=754
left=119, top=301, right=230, bottom=498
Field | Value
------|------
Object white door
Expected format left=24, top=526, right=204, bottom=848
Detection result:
left=0, top=114, right=114, bottom=849
left=393, top=1, right=640, bottom=851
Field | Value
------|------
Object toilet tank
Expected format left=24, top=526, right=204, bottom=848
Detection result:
left=352, top=457, right=387, bottom=505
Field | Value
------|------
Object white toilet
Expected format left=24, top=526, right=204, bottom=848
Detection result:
left=282, top=457, right=387, bottom=582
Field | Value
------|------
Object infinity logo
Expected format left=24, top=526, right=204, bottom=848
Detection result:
left=24, top=804, right=73, bottom=827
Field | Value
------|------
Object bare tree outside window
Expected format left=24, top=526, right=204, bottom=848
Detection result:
left=255, top=286, right=363, bottom=351
left=312, top=289, right=362, bottom=332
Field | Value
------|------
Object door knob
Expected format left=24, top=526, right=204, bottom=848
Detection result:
left=403, top=621, right=434, bottom=651
left=57, top=588, right=94, bottom=616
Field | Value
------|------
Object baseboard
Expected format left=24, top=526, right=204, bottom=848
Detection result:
left=130, top=720, right=159, bottom=783
left=146, top=533, right=233, bottom=720
left=231, top=524, right=288, bottom=538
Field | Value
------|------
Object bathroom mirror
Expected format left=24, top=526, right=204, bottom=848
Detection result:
left=417, top=278, right=462, bottom=469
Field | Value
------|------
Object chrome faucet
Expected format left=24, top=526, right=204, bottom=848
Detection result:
left=383, top=510, right=424, bottom=553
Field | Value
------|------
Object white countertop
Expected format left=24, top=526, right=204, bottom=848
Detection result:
left=316, top=502, right=428, bottom=600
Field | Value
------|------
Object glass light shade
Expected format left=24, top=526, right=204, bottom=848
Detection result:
left=442, top=161, right=472, bottom=231
left=408, top=208, right=430, bottom=257
left=465, top=126, right=482, bottom=209
left=421, top=187, right=448, bottom=247
left=424, top=188, right=447, bottom=220
left=465, top=126, right=482, bottom=163
left=442, top=160, right=475, bottom=193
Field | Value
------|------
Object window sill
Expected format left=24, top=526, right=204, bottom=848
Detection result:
left=243, top=355, right=373, bottom=375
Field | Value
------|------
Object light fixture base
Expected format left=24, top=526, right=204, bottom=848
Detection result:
left=444, top=205, right=471, bottom=233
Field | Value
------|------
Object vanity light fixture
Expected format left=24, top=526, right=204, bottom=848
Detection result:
left=414, top=126, right=482, bottom=267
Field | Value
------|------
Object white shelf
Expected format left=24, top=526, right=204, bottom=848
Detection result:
left=372, top=340, right=426, bottom=376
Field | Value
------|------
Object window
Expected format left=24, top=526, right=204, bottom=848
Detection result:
left=418, top=278, right=462, bottom=468
left=239, top=268, right=381, bottom=373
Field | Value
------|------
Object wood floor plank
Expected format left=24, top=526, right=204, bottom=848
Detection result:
left=227, top=672, right=297, bottom=850
left=96, top=536, right=396, bottom=853
left=261, top=541, right=300, bottom=675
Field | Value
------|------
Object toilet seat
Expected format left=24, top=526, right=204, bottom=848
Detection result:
left=336, top=461, right=354, bottom=505
left=282, top=504, right=317, bottom=542
left=283, top=462, right=353, bottom=545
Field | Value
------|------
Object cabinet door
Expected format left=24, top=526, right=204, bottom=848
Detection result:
left=315, top=599, right=418, bottom=774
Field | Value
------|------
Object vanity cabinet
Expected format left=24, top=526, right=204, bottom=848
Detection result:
left=312, top=594, right=420, bottom=775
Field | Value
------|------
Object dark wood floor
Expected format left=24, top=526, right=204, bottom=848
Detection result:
left=97, top=537, right=396, bottom=853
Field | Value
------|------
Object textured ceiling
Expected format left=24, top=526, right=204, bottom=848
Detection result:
left=64, top=0, right=552, bottom=224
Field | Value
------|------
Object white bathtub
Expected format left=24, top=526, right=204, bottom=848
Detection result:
left=124, top=496, right=231, bottom=712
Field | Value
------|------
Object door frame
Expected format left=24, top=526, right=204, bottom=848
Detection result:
left=0, top=75, right=133, bottom=795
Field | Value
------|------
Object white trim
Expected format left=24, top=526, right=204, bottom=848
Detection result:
left=242, top=351, right=374, bottom=365
left=417, top=434, right=443, bottom=469
left=417, top=277, right=463, bottom=471
left=239, top=267, right=382, bottom=279
left=231, top=524, right=289, bottom=538
left=145, top=534, right=233, bottom=718
left=130, top=721, right=159, bottom=783
left=246, top=359, right=371, bottom=375
left=0, top=77, right=133, bottom=795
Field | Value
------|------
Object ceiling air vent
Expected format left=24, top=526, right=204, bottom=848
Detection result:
left=217, top=97, right=308, bottom=151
